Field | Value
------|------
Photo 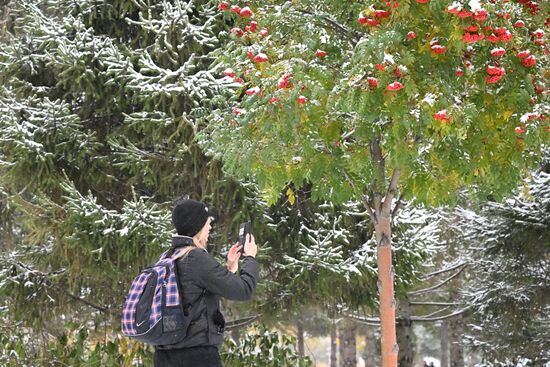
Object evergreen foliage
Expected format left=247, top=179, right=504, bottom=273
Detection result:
left=0, top=0, right=257, bottom=335
left=456, top=156, right=550, bottom=365
left=221, top=325, right=313, bottom=367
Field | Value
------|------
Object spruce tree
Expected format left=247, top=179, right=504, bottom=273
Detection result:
left=456, top=155, right=550, bottom=364
left=0, top=0, right=264, bottom=348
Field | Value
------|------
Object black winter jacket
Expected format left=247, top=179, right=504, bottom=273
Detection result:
left=155, top=247, right=260, bottom=351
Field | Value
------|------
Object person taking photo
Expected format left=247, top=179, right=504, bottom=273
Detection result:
left=153, top=198, right=259, bottom=367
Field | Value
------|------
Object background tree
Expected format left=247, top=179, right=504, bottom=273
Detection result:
left=398, top=155, right=550, bottom=366
left=0, top=0, right=274, bottom=362
left=201, top=1, right=549, bottom=365
left=455, top=154, right=550, bottom=365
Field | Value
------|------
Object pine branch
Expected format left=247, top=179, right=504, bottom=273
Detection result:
left=9, top=260, right=111, bottom=314
left=409, top=302, right=461, bottom=307
left=407, top=266, right=467, bottom=296
left=0, top=319, right=24, bottom=334
left=410, top=307, right=470, bottom=322
left=420, top=262, right=468, bottom=280
left=225, top=314, right=262, bottom=330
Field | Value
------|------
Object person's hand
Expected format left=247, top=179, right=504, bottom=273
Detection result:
left=243, top=234, right=257, bottom=258
left=227, top=242, right=242, bottom=273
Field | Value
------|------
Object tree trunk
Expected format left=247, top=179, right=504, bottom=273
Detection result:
left=230, top=328, right=240, bottom=343
left=449, top=315, right=464, bottom=367
left=366, top=144, right=400, bottom=367
left=441, top=320, right=449, bottom=367
left=364, top=326, right=376, bottom=367
left=297, top=319, right=305, bottom=357
left=375, top=213, right=398, bottom=367
left=330, top=320, right=337, bottom=367
left=338, top=321, right=357, bottom=367
left=397, top=298, right=415, bottom=367
left=448, top=243, right=464, bottom=367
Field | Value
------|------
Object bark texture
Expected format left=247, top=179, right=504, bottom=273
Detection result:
left=338, top=321, right=357, bottom=367
left=375, top=214, right=398, bottom=367
left=449, top=314, right=464, bottom=367
left=330, top=321, right=337, bottom=367
left=364, top=326, right=376, bottom=367
left=441, top=321, right=449, bottom=367
left=397, top=299, right=415, bottom=367
left=297, top=319, right=305, bottom=357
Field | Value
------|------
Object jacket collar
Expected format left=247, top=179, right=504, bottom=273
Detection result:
left=171, top=235, right=210, bottom=253
left=171, top=235, right=194, bottom=247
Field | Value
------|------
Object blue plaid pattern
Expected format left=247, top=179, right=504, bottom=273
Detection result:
left=156, top=249, right=184, bottom=307
left=149, top=265, right=167, bottom=326
left=121, top=272, right=152, bottom=335
left=122, top=249, right=185, bottom=336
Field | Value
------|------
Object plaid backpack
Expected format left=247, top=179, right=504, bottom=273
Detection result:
left=121, top=237, right=204, bottom=346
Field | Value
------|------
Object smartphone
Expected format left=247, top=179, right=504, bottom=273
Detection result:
left=238, top=221, right=251, bottom=253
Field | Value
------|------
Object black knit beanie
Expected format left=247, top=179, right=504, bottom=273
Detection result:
left=172, top=199, right=210, bottom=237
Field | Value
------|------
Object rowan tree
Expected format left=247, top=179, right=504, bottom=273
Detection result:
left=200, top=1, right=549, bottom=365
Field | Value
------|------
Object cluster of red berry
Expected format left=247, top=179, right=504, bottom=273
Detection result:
left=219, top=1, right=268, bottom=39
left=220, top=1, right=547, bottom=133
left=445, top=1, right=545, bottom=85
left=433, top=110, right=451, bottom=123
left=515, top=0, right=540, bottom=15
left=219, top=2, right=332, bottom=109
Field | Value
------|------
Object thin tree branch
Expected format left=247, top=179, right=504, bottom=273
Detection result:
left=382, top=168, right=401, bottom=215
left=391, top=193, right=404, bottom=222
left=362, top=195, right=377, bottom=224
left=60, top=287, right=110, bottom=313
left=410, top=307, right=470, bottom=322
left=345, top=306, right=468, bottom=324
left=418, top=306, right=451, bottom=318
left=374, top=192, right=383, bottom=217
left=408, top=266, right=466, bottom=296
left=343, top=313, right=380, bottom=324
left=225, top=314, right=262, bottom=330
left=351, top=321, right=381, bottom=327
left=420, top=262, right=468, bottom=280
left=295, top=9, right=359, bottom=47
left=410, top=302, right=461, bottom=307
left=343, top=171, right=359, bottom=195
left=343, top=210, right=370, bottom=217
left=9, top=260, right=110, bottom=314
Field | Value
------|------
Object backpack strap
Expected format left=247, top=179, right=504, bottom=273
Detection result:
left=172, top=252, right=206, bottom=315
left=160, top=235, right=195, bottom=260
left=161, top=235, right=207, bottom=311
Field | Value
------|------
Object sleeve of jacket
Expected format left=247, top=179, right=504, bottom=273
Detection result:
left=190, top=249, right=260, bottom=301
